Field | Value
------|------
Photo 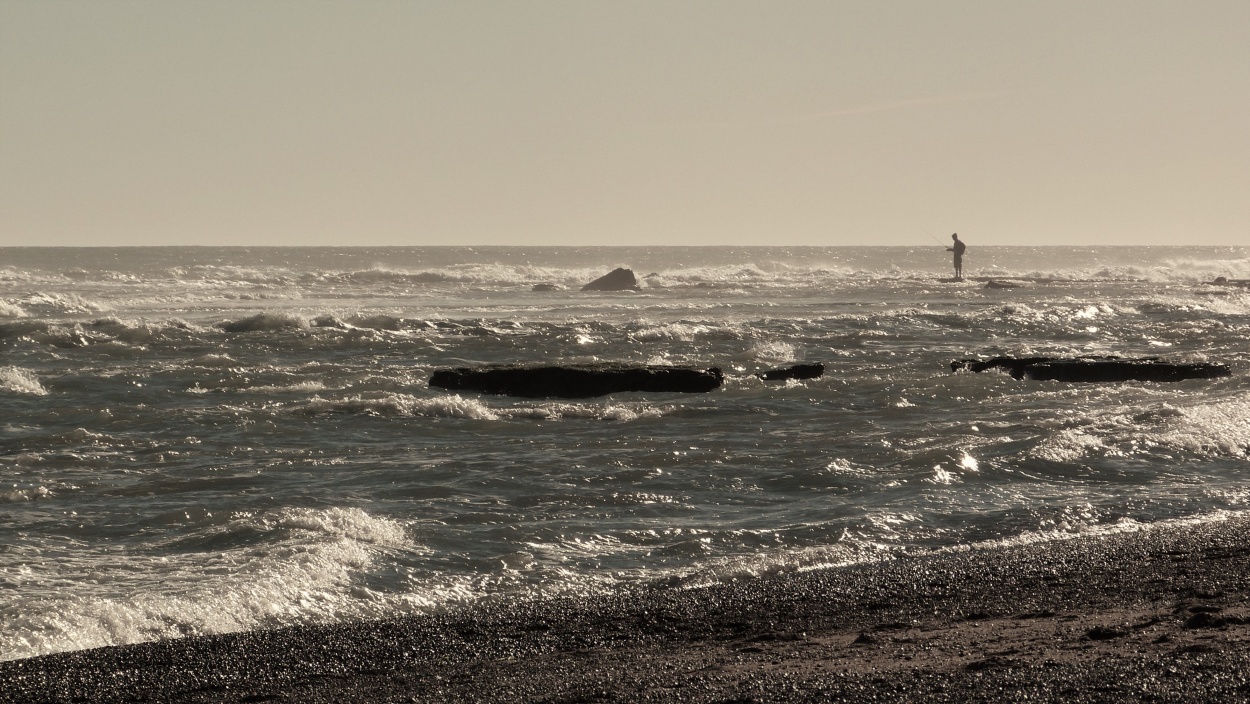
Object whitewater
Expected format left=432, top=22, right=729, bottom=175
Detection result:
left=1, top=245, right=1248, bottom=662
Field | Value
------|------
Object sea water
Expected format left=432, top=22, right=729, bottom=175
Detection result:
left=2, top=246, right=1248, bottom=661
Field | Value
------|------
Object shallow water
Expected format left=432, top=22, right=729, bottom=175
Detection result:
left=2, top=246, right=1248, bottom=660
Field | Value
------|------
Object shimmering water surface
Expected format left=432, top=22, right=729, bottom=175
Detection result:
left=2, top=246, right=1248, bottom=660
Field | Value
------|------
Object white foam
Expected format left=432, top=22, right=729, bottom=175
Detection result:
left=191, top=353, right=237, bottom=367
left=241, top=381, right=328, bottom=394
left=1030, top=428, right=1109, bottom=462
left=949, top=508, right=1250, bottom=554
left=290, top=391, right=677, bottom=422
left=1029, top=396, right=1250, bottom=463
left=674, top=509, right=1250, bottom=597
left=822, top=458, right=877, bottom=477
left=927, top=465, right=960, bottom=485
left=17, top=292, right=106, bottom=314
left=0, top=300, right=25, bottom=318
left=595, top=404, right=666, bottom=422
left=0, top=485, right=53, bottom=503
left=1149, top=398, right=1250, bottom=459
left=0, top=367, right=48, bottom=396
left=657, top=540, right=902, bottom=589
left=300, top=393, right=501, bottom=420
left=630, top=321, right=744, bottom=342
left=749, top=340, right=797, bottom=363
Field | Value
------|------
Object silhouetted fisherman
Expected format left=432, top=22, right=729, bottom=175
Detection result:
left=946, top=233, right=966, bottom=280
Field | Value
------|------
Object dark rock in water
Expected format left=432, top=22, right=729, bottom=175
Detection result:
left=984, top=280, right=1021, bottom=289
left=952, top=356, right=1231, bottom=382
left=581, top=268, right=640, bottom=291
left=1023, top=359, right=1231, bottom=383
left=531, top=283, right=562, bottom=292
left=429, top=364, right=723, bottom=398
left=756, top=363, right=825, bottom=382
left=1211, top=277, right=1250, bottom=288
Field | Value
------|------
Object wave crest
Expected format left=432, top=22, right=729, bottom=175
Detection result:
left=219, top=313, right=309, bottom=333
left=0, top=367, right=48, bottom=395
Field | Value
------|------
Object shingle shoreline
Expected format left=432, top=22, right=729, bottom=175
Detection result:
left=6, top=516, right=1250, bottom=702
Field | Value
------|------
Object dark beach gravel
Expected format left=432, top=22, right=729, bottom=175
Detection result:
left=6, top=517, right=1250, bottom=703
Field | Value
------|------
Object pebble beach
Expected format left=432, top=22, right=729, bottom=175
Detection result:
left=6, top=514, right=1250, bottom=702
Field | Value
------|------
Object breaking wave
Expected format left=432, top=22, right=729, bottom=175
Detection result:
left=0, top=367, right=48, bottom=395
left=0, top=507, right=420, bottom=661
left=219, top=312, right=309, bottom=333
left=294, top=393, right=673, bottom=422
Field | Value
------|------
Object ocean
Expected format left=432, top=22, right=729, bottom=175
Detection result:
left=2, top=245, right=1248, bottom=662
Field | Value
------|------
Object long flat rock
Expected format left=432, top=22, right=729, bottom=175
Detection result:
left=429, top=364, right=723, bottom=398
left=953, top=356, right=1231, bottom=382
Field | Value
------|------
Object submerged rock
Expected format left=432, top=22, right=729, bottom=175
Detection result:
left=531, top=283, right=562, bottom=292
left=984, top=280, right=1022, bottom=289
left=429, top=364, right=723, bottom=398
left=952, top=356, right=1231, bottom=382
left=756, top=363, right=825, bottom=381
left=581, top=268, right=640, bottom=291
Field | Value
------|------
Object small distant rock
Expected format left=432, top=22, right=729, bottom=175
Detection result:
left=757, top=363, right=825, bottom=382
left=531, top=283, right=562, bottom=292
left=582, top=268, right=640, bottom=292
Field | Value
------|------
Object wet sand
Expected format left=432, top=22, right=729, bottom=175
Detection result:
left=6, top=517, right=1250, bottom=703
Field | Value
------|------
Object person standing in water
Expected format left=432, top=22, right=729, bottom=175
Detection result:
left=946, top=233, right=966, bottom=280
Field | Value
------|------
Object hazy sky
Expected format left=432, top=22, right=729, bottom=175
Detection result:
left=2, top=1, right=1247, bottom=247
